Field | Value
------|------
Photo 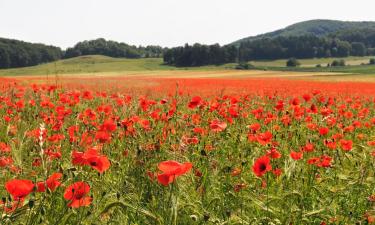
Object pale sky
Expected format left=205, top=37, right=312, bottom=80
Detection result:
left=1, top=0, right=375, bottom=49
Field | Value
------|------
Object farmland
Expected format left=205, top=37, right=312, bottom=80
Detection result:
left=1, top=55, right=375, bottom=83
left=2, top=0, right=375, bottom=223
left=0, top=57, right=375, bottom=224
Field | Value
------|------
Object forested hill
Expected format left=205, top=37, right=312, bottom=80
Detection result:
left=164, top=20, right=375, bottom=67
left=64, top=38, right=164, bottom=59
left=232, top=19, right=375, bottom=45
left=0, top=38, right=165, bottom=69
left=0, top=38, right=62, bottom=69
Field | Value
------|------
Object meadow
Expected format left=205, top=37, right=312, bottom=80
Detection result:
left=0, top=56, right=374, bottom=224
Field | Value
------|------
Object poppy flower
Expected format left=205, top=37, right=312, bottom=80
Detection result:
left=5, top=179, right=34, bottom=200
left=188, top=96, right=202, bottom=109
left=157, top=160, right=192, bottom=186
left=317, top=155, right=332, bottom=168
left=266, top=148, right=281, bottom=159
left=36, top=181, right=46, bottom=192
left=86, top=155, right=111, bottom=174
left=319, top=127, right=329, bottom=136
left=256, top=131, right=272, bottom=146
left=290, top=151, right=303, bottom=160
left=95, top=131, right=111, bottom=143
left=100, top=120, right=117, bottom=132
left=46, top=173, right=63, bottom=191
left=340, top=139, right=353, bottom=151
left=252, top=156, right=272, bottom=177
left=72, top=148, right=110, bottom=173
left=64, top=182, right=92, bottom=208
left=272, top=168, right=282, bottom=177
left=209, top=119, right=227, bottom=132
left=0, top=157, right=13, bottom=167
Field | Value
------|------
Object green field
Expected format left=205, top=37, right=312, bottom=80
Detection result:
left=250, top=56, right=374, bottom=68
left=0, top=55, right=235, bottom=76
left=1, top=55, right=375, bottom=81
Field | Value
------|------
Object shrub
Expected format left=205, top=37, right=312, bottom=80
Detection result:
left=370, top=58, right=375, bottom=65
left=235, top=62, right=254, bottom=70
left=331, top=59, right=345, bottom=67
left=286, top=58, right=300, bottom=67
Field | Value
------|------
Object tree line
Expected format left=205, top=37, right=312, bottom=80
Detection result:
left=2, top=30, right=375, bottom=69
left=0, top=38, right=166, bottom=69
left=64, top=38, right=166, bottom=59
left=163, top=32, right=375, bottom=67
left=163, top=44, right=237, bottom=67
left=237, top=35, right=373, bottom=62
left=0, top=38, right=62, bottom=69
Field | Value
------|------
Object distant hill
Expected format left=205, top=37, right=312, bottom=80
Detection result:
left=0, top=37, right=62, bottom=68
left=232, top=19, right=375, bottom=45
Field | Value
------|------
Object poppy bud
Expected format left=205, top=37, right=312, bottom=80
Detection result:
left=203, top=214, right=210, bottom=221
left=29, top=199, right=34, bottom=209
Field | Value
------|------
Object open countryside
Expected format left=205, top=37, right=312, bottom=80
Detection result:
left=0, top=2, right=375, bottom=224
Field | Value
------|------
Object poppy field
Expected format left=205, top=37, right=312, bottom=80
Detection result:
left=0, top=76, right=374, bottom=224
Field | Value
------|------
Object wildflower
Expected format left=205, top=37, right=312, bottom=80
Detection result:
left=157, top=160, right=192, bottom=186
left=290, top=151, right=303, bottom=160
left=64, top=182, right=92, bottom=208
left=340, top=139, right=353, bottom=151
left=5, top=179, right=34, bottom=201
left=252, top=156, right=272, bottom=177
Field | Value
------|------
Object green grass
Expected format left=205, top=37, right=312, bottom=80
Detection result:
left=0, top=55, right=235, bottom=76
left=247, top=56, right=375, bottom=75
left=1, top=55, right=375, bottom=78
left=253, top=64, right=375, bottom=75
left=250, top=56, right=374, bottom=68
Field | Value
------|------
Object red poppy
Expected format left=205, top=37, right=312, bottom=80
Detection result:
left=272, top=168, right=282, bottom=177
left=0, top=156, right=13, bottom=167
left=290, top=151, right=303, bottom=160
left=340, top=139, right=353, bottom=151
left=100, top=119, right=117, bottom=132
left=317, top=155, right=332, bottom=168
left=5, top=179, right=34, bottom=200
left=266, top=148, right=281, bottom=159
left=86, top=155, right=111, bottom=174
left=188, top=96, right=203, bottom=109
left=318, top=127, right=329, bottom=136
left=36, top=181, right=46, bottom=192
left=64, top=182, right=92, bottom=208
left=95, top=131, right=111, bottom=143
left=72, top=148, right=110, bottom=173
left=256, top=131, right=272, bottom=146
left=157, top=160, right=192, bottom=186
left=302, top=143, right=314, bottom=152
left=209, top=119, right=227, bottom=132
left=46, top=173, right=63, bottom=191
left=252, top=156, right=272, bottom=177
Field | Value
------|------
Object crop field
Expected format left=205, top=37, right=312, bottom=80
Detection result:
left=250, top=56, right=374, bottom=68
left=0, top=72, right=374, bottom=225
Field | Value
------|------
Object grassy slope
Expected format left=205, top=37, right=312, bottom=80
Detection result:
left=0, top=55, right=235, bottom=76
